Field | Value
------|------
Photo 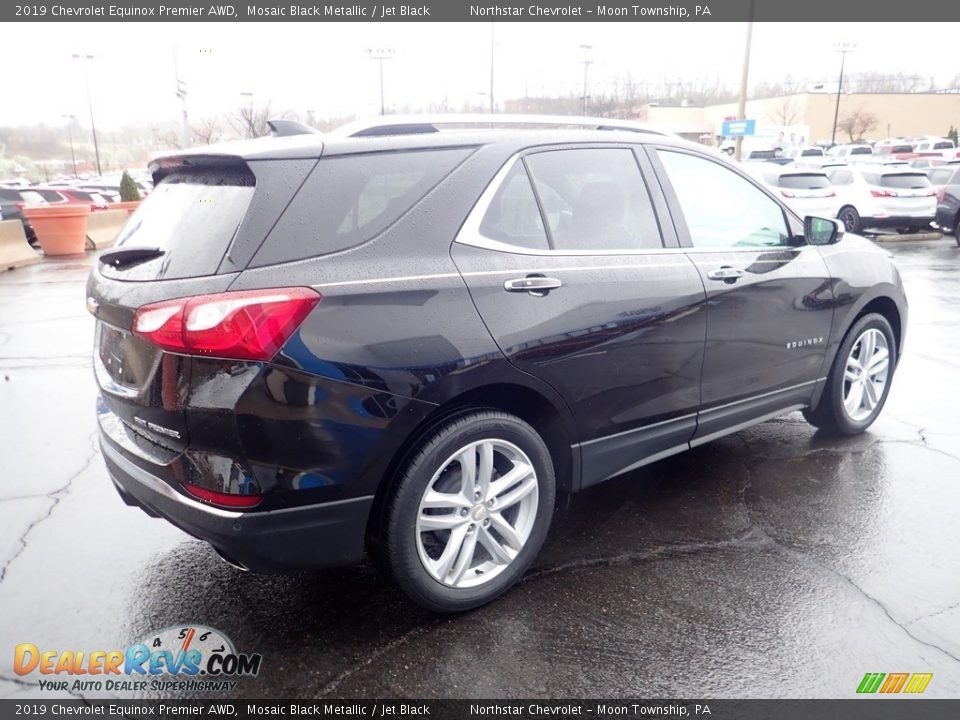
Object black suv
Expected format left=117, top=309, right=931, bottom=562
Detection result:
left=89, top=116, right=907, bottom=612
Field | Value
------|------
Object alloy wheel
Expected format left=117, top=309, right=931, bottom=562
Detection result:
left=842, top=328, right=890, bottom=422
left=415, top=439, right=539, bottom=589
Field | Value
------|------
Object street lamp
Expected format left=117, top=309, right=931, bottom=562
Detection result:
left=239, top=91, right=254, bottom=138
left=489, top=22, right=496, bottom=113
left=579, top=44, right=593, bottom=116
left=62, top=114, right=78, bottom=178
left=71, top=53, right=102, bottom=176
left=367, top=48, right=394, bottom=116
left=830, top=42, right=857, bottom=146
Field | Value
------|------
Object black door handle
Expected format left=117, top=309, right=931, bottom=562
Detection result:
left=503, top=275, right=563, bottom=296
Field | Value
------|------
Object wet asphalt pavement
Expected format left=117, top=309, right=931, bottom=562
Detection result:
left=1, top=237, right=958, bottom=700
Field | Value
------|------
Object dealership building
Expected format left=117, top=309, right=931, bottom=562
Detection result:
left=644, top=92, right=960, bottom=145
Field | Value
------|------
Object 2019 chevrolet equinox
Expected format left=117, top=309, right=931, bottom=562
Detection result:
left=88, top=116, right=907, bottom=612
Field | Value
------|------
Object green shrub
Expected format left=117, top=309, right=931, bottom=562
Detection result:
left=119, top=170, right=142, bottom=202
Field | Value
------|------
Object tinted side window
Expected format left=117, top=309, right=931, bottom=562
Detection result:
left=658, top=150, right=790, bottom=249
left=252, top=148, right=472, bottom=266
left=524, top=148, right=662, bottom=251
left=478, top=161, right=548, bottom=250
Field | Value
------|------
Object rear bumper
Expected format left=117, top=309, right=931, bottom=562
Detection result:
left=101, top=434, right=373, bottom=573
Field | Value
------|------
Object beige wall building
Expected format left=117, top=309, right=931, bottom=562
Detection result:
left=647, top=92, right=960, bottom=145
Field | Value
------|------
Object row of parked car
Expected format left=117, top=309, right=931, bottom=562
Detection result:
left=0, top=173, right=152, bottom=244
left=739, top=139, right=960, bottom=242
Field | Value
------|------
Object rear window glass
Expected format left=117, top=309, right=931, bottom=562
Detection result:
left=779, top=174, right=831, bottom=190
left=934, top=141, right=954, bottom=150
left=110, top=168, right=255, bottom=280
left=801, top=149, right=823, bottom=157
left=525, top=148, right=663, bottom=251
left=850, top=147, right=872, bottom=155
left=35, top=190, right=63, bottom=202
left=879, top=173, right=932, bottom=189
left=252, top=148, right=472, bottom=267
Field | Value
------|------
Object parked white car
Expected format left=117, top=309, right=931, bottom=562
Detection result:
left=826, top=166, right=937, bottom=233
left=912, top=137, right=958, bottom=159
left=826, top=144, right=874, bottom=162
left=779, top=146, right=827, bottom=164
left=744, top=164, right=838, bottom=219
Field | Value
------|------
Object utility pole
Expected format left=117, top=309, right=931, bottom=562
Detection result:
left=489, top=22, right=495, bottom=113
left=734, top=4, right=754, bottom=162
left=72, top=53, right=102, bottom=176
left=579, top=44, right=593, bottom=116
left=830, top=42, right=857, bottom=146
left=174, top=47, right=190, bottom=147
left=367, top=48, right=394, bottom=115
left=62, top=114, right=78, bottom=177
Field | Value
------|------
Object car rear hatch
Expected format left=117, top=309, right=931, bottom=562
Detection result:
left=868, top=172, right=936, bottom=217
left=776, top=173, right=836, bottom=216
left=89, top=150, right=319, bottom=456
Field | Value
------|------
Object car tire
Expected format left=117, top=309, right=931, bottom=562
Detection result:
left=803, top=313, right=896, bottom=435
left=380, top=411, right=555, bottom=613
left=838, top=206, right=861, bottom=234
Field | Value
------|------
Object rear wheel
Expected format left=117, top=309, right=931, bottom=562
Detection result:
left=803, top=313, right=896, bottom=435
left=380, top=411, right=555, bottom=612
left=838, top=206, right=861, bottom=234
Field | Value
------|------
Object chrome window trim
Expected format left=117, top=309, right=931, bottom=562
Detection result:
left=455, top=150, right=818, bottom=258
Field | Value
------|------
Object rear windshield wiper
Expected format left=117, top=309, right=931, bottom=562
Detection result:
left=99, top=247, right=165, bottom=270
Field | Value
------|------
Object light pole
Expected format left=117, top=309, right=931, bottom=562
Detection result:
left=489, top=22, right=495, bottom=113
left=830, top=42, right=857, bottom=146
left=72, top=53, right=102, bottom=176
left=734, top=2, right=754, bottom=162
left=579, top=44, right=593, bottom=116
left=367, top=48, right=394, bottom=115
left=240, top=91, right=254, bottom=138
left=174, top=47, right=190, bottom=148
left=62, top=114, right=78, bottom=178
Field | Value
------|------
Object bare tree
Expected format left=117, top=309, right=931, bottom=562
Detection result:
left=192, top=116, right=223, bottom=145
left=768, top=95, right=800, bottom=127
left=229, top=101, right=275, bottom=139
left=839, top=108, right=879, bottom=143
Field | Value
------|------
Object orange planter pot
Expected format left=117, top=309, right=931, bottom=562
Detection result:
left=22, top=205, right=91, bottom=256
left=112, top=201, right=142, bottom=213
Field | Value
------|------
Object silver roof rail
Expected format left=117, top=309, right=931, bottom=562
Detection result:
left=330, top=114, right=673, bottom=138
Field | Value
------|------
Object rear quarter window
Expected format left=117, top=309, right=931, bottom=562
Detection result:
left=251, top=148, right=472, bottom=267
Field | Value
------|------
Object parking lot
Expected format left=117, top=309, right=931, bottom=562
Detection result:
left=0, top=237, right=958, bottom=699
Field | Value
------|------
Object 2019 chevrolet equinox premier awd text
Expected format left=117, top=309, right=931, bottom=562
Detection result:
left=88, top=116, right=907, bottom=612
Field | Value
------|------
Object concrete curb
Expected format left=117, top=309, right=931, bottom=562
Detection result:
left=0, top=219, right=42, bottom=271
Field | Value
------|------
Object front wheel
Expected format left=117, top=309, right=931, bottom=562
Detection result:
left=803, top=313, right=896, bottom=435
left=380, top=411, right=555, bottom=612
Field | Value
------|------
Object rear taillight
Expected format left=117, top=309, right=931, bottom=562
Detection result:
left=936, top=188, right=946, bottom=202
left=183, top=483, right=263, bottom=508
left=870, top=189, right=898, bottom=198
left=781, top=190, right=796, bottom=198
left=825, top=190, right=836, bottom=197
left=132, top=287, right=321, bottom=361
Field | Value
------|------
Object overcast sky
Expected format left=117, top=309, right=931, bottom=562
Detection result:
left=1, top=22, right=954, bottom=129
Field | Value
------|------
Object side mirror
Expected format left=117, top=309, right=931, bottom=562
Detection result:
left=804, top=216, right=844, bottom=245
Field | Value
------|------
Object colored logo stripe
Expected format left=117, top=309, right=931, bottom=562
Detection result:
left=880, top=673, right=909, bottom=693
left=857, top=672, right=932, bottom=694
left=904, top=673, right=933, bottom=694
left=857, top=673, right=885, bottom=694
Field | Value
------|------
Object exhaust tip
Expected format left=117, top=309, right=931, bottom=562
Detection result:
left=212, top=546, right=250, bottom=572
